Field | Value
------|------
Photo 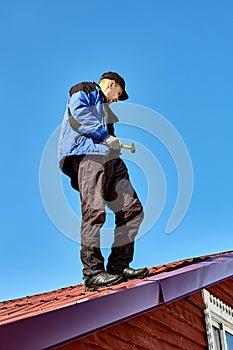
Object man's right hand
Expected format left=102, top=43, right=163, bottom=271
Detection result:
left=104, top=135, right=122, bottom=150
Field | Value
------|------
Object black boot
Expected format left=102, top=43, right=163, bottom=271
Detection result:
left=107, top=265, right=149, bottom=281
left=85, top=272, right=124, bottom=292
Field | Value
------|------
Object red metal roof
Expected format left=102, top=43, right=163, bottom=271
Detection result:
left=0, top=251, right=227, bottom=326
left=0, top=250, right=233, bottom=350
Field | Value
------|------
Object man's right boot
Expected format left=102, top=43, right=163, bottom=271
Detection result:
left=85, top=272, right=124, bottom=292
left=107, top=265, right=149, bottom=281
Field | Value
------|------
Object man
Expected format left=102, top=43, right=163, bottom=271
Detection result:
left=58, top=71, right=148, bottom=291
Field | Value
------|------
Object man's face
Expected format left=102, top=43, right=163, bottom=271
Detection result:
left=104, top=80, right=123, bottom=104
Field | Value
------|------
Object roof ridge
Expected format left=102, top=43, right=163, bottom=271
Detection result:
left=1, top=250, right=232, bottom=306
left=0, top=250, right=232, bottom=328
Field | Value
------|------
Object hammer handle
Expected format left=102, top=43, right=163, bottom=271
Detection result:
left=121, top=144, right=132, bottom=149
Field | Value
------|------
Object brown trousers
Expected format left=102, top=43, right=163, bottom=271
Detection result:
left=62, top=155, right=144, bottom=278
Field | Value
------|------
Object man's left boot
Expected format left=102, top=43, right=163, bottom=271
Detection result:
left=107, top=265, right=149, bottom=281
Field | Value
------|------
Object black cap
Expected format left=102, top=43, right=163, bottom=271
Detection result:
left=100, top=71, right=129, bottom=101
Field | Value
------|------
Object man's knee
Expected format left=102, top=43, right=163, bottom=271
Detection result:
left=133, top=203, right=144, bottom=225
left=116, top=200, right=144, bottom=227
left=131, top=197, right=144, bottom=218
left=137, top=206, right=144, bottom=223
left=82, top=209, right=106, bottom=227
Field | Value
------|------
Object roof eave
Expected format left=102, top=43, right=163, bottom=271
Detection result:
left=1, top=252, right=233, bottom=350
left=0, top=280, right=160, bottom=350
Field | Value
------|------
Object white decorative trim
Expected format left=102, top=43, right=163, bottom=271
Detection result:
left=202, top=289, right=233, bottom=350
left=202, top=290, right=215, bottom=350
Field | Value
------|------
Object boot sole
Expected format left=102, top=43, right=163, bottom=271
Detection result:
left=85, top=277, right=124, bottom=292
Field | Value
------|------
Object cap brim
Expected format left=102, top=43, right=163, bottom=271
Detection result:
left=119, top=90, right=129, bottom=101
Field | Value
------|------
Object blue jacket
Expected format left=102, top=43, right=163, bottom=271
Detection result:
left=58, top=82, right=118, bottom=167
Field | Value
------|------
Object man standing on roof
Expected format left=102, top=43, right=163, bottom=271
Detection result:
left=58, top=72, right=148, bottom=291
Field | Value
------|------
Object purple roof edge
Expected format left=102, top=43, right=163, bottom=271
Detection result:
left=1, top=252, right=233, bottom=350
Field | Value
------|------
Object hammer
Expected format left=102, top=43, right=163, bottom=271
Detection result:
left=102, top=140, right=136, bottom=153
left=121, top=142, right=136, bottom=153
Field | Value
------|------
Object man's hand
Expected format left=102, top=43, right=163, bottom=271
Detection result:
left=104, top=135, right=122, bottom=150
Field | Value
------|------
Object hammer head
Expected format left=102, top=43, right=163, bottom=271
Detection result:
left=131, top=143, right=136, bottom=153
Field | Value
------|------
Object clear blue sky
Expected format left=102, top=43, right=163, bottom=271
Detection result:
left=1, top=0, right=232, bottom=301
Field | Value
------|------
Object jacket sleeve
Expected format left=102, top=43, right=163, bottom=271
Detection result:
left=68, top=91, right=108, bottom=142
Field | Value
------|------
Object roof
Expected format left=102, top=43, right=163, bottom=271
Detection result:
left=1, top=250, right=233, bottom=350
